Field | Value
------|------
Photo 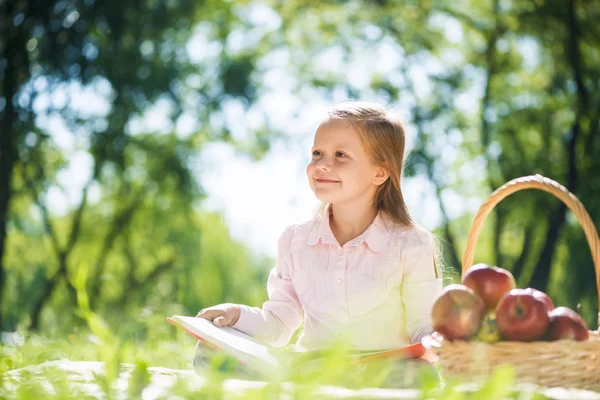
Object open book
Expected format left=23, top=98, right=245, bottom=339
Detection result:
left=168, top=315, right=429, bottom=378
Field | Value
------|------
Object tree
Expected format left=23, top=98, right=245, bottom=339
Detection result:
left=3, top=0, right=599, bottom=332
left=0, top=0, right=276, bottom=330
left=266, top=0, right=600, bottom=325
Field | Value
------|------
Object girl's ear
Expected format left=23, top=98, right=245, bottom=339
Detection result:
left=373, top=166, right=389, bottom=186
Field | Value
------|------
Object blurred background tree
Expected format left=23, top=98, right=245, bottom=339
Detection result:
left=265, top=0, right=600, bottom=326
left=1, top=0, right=599, bottom=336
left=0, top=0, right=273, bottom=333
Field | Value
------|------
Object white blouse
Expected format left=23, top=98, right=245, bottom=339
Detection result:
left=233, top=205, right=443, bottom=351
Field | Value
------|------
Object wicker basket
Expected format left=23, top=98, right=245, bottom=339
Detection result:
left=426, top=174, right=600, bottom=390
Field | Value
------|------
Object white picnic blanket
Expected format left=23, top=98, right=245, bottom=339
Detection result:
left=3, top=360, right=600, bottom=399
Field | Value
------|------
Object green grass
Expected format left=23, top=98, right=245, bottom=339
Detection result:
left=0, top=281, right=574, bottom=399
left=0, top=330, right=559, bottom=399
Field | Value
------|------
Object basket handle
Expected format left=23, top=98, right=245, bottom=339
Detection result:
left=462, top=174, right=600, bottom=328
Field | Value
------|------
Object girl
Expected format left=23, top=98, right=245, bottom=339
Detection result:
left=196, top=101, right=443, bottom=385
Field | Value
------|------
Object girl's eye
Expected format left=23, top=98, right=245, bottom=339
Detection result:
left=335, top=151, right=346, bottom=158
left=312, top=150, right=321, bottom=157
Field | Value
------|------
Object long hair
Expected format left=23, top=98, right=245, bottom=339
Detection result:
left=323, top=101, right=444, bottom=277
left=326, top=101, right=415, bottom=227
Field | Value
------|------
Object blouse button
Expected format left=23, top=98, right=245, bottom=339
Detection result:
left=337, top=278, right=343, bottom=285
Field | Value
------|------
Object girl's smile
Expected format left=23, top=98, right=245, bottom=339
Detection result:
left=315, top=177, right=340, bottom=183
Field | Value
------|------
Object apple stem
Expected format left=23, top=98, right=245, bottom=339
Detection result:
left=516, top=306, right=525, bottom=318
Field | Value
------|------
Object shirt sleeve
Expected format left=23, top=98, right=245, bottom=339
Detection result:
left=400, top=235, right=443, bottom=344
left=232, top=226, right=303, bottom=347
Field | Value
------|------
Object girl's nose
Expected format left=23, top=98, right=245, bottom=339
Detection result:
left=316, top=158, right=331, bottom=171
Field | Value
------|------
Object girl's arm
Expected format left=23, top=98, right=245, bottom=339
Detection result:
left=232, top=226, right=303, bottom=347
left=401, top=236, right=443, bottom=344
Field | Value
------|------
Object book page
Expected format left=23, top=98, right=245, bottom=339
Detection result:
left=169, top=315, right=427, bottom=377
left=170, top=315, right=280, bottom=372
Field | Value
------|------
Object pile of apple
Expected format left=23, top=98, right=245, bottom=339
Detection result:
left=431, top=264, right=589, bottom=342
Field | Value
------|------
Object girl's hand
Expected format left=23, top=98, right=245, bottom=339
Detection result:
left=195, top=303, right=241, bottom=327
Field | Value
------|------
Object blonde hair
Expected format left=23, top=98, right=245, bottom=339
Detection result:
left=325, top=101, right=415, bottom=227
left=322, top=101, right=444, bottom=278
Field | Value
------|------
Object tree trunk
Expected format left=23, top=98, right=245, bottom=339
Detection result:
left=493, top=207, right=505, bottom=268
left=28, top=251, right=78, bottom=331
left=0, top=1, right=24, bottom=330
left=481, top=0, right=506, bottom=270
left=527, top=0, right=584, bottom=292
left=28, top=271, right=59, bottom=331
left=528, top=204, right=567, bottom=291
left=0, top=88, right=16, bottom=331
left=512, top=224, right=533, bottom=282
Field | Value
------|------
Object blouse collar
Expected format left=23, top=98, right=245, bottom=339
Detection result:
left=306, top=203, right=390, bottom=252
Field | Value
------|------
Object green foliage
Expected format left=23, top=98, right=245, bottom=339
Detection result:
left=2, top=1, right=600, bottom=397
left=4, top=198, right=271, bottom=333
left=265, top=0, right=600, bottom=328
left=1, top=0, right=278, bottom=333
left=1, top=333, right=560, bottom=398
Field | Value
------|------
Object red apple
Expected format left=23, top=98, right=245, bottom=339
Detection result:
left=545, top=306, right=589, bottom=341
left=462, top=264, right=517, bottom=310
left=496, top=288, right=550, bottom=341
left=524, top=288, right=555, bottom=311
left=431, top=284, right=485, bottom=341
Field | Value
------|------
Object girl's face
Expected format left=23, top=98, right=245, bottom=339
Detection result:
left=306, top=119, right=387, bottom=208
